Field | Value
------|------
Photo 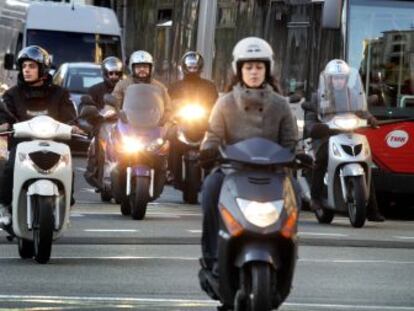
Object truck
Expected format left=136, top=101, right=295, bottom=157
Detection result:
left=0, top=0, right=124, bottom=90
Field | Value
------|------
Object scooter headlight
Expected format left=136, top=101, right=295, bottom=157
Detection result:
left=147, top=138, right=165, bottom=152
left=236, top=198, right=284, bottom=228
left=333, top=116, right=359, bottom=131
left=121, top=136, right=145, bottom=153
left=178, top=104, right=206, bottom=121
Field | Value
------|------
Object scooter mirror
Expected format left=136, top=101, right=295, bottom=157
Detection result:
left=310, top=123, right=330, bottom=140
left=288, top=94, right=302, bottom=104
left=103, top=94, right=118, bottom=107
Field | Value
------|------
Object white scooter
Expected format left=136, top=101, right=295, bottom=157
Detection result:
left=299, top=113, right=373, bottom=228
left=2, top=115, right=81, bottom=263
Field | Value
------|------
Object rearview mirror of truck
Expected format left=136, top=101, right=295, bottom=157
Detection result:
left=322, top=0, right=343, bottom=29
left=4, top=53, right=15, bottom=70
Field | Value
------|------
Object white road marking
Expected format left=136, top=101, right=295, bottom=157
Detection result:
left=0, top=295, right=412, bottom=310
left=83, top=229, right=138, bottom=233
left=298, top=232, right=348, bottom=237
left=187, top=230, right=202, bottom=233
left=394, top=236, right=414, bottom=240
left=0, top=255, right=413, bottom=265
left=80, top=188, right=97, bottom=193
left=76, top=167, right=87, bottom=173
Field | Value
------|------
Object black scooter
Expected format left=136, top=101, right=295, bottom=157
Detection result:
left=200, top=137, right=305, bottom=311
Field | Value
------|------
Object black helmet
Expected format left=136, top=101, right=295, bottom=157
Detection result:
left=102, top=56, right=123, bottom=78
left=17, top=45, right=51, bottom=78
left=181, top=51, right=204, bottom=76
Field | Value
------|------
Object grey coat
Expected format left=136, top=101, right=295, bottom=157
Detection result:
left=201, top=83, right=298, bottom=151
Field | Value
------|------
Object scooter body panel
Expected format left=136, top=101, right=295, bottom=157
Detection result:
left=12, top=140, right=72, bottom=240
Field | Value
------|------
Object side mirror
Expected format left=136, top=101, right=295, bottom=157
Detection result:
left=103, top=94, right=117, bottom=107
left=288, top=94, right=303, bottom=104
left=310, top=123, right=330, bottom=140
left=4, top=53, right=15, bottom=70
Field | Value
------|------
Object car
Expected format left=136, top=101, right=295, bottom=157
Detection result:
left=53, top=62, right=103, bottom=155
left=53, top=62, right=103, bottom=113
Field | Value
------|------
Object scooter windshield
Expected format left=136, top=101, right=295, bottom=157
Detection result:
left=122, top=84, right=164, bottom=129
left=317, top=67, right=367, bottom=121
left=221, top=137, right=295, bottom=166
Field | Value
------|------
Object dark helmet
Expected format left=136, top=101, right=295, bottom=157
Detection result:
left=181, top=51, right=204, bottom=76
left=17, top=45, right=51, bottom=78
left=101, top=56, right=123, bottom=79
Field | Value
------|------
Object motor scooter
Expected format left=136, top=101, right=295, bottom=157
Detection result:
left=109, top=85, right=169, bottom=219
left=0, top=115, right=85, bottom=263
left=171, top=99, right=209, bottom=203
left=200, top=137, right=302, bottom=311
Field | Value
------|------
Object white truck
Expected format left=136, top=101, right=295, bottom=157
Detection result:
left=0, top=1, right=124, bottom=90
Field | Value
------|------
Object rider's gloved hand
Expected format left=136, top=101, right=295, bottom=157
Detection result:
left=199, top=148, right=219, bottom=169
left=367, top=116, right=379, bottom=128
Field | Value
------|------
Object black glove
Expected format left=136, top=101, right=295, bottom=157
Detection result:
left=295, top=152, right=313, bottom=168
left=367, top=116, right=379, bottom=128
left=199, top=148, right=219, bottom=169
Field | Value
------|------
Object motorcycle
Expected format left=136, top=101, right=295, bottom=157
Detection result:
left=171, top=100, right=209, bottom=204
left=80, top=100, right=119, bottom=203
left=200, top=137, right=302, bottom=311
left=109, top=85, right=169, bottom=219
left=298, top=67, right=373, bottom=228
left=0, top=115, right=84, bottom=263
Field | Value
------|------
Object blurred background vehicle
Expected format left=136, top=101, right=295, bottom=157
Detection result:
left=53, top=62, right=103, bottom=113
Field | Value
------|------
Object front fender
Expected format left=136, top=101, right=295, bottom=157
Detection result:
left=27, top=180, right=59, bottom=196
left=234, top=245, right=277, bottom=269
left=341, top=163, right=365, bottom=177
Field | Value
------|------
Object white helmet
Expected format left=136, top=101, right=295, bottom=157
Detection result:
left=231, top=37, right=274, bottom=76
left=324, top=59, right=350, bottom=77
left=129, top=50, right=154, bottom=75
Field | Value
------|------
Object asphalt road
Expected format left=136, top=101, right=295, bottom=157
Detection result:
left=0, top=157, right=413, bottom=310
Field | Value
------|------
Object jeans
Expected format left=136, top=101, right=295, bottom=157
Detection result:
left=201, top=170, right=225, bottom=262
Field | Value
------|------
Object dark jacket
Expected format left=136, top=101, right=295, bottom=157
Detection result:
left=0, top=75, right=76, bottom=126
left=84, top=80, right=115, bottom=111
left=201, top=83, right=297, bottom=151
left=168, top=76, right=218, bottom=112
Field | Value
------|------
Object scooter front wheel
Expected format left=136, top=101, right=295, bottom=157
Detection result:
left=33, top=196, right=54, bottom=264
left=130, top=176, right=150, bottom=220
left=183, top=160, right=201, bottom=204
left=347, top=176, right=367, bottom=228
left=241, top=262, right=272, bottom=311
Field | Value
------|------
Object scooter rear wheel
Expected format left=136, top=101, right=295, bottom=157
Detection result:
left=33, top=196, right=54, bottom=264
left=18, top=238, right=34, bottom=259
left=314, top=207, right=334, bottom=224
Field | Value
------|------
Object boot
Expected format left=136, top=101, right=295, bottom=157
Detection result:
left=0, top=204, right=11, bottom=226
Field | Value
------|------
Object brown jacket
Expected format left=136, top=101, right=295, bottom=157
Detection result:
left=112, top=76, right=172, bottom=124
left=201, top=83, right=298, bottom=151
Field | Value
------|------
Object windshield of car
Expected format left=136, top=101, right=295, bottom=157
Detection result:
left=65, top=67, right=103, bottom=94
left=348, top=0, right=414, bottom=110
left=26, top=29, right=122, bottom=68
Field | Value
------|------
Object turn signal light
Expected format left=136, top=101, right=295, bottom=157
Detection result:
left=280, top=209, right=298, bottom=239
left=219, top=205, right=243, bottom=237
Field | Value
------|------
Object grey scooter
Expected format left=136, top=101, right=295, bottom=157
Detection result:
left=200, top=137, right=305, bottom=311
